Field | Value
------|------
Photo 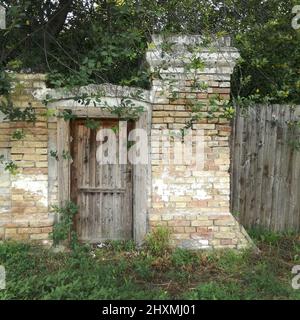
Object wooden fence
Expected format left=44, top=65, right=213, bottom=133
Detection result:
left=231, top=104, right=300, bottom=232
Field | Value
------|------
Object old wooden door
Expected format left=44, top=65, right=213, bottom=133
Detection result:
left=70, top=119, right=133, bottom=242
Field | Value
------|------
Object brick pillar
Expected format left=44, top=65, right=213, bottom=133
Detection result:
left=0, top=74, right=53, bottom=243
left=146, top=35, right=251, bottom=249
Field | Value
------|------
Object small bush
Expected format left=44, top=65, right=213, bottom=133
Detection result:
left=212, top=249, right=247, bottom=273
left=132, top=256, right=155, bottom=280
left=171, top=248, right=200, bottom=267
left=107, top=240, right=136, bottom=252
left=51, top=201, right=79, bottom=246
left=248, top=228, right=296, bottom=245
left=144, top=227, right=171, bottom=256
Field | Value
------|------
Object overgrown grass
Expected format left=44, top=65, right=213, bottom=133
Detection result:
left=0, top=229, right=300, bottom=300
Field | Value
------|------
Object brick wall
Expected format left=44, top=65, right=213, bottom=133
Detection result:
left=146, top=35, right=250, bottom=249
left=0, top=74, right=53, bottom=243
left=0, top=35, right=251, bottom=249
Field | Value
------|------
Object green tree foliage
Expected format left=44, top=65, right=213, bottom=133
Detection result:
left=228, top=0, right=300, bottom=104
left=0, top=0, right=299, bottom=103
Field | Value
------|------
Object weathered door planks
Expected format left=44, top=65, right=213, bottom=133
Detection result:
left=70, top=119, right=133, bottom=242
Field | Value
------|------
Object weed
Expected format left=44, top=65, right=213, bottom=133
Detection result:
left=171, top=248, right=200, bottom=268
left=51, top=201, right=79, bottom=246
left=144, top=226, right=171, bottom=256
left=107, top=240, right=136, bottom=252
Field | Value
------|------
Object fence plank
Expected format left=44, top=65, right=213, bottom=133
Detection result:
left=231, top=104, right=300, bottom=232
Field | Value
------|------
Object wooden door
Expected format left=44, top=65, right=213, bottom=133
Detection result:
left=70, top=119, right=133, bottom=242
